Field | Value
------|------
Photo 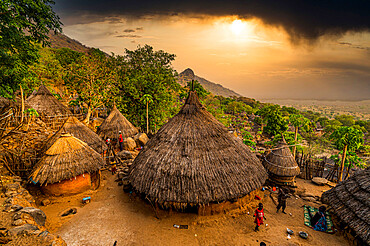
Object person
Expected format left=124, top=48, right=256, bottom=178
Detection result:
left=118, top=131, right=124, bottom=151
left=276, top=188, right=290, bottom=214
left=308, top=206, right=328, bottom=232
left=253, top=203, right=266, bottom=231
left=111, top=158, right=117, bottom=175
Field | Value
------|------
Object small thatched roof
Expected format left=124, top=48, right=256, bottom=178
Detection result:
left=129, top=91, right=268, bottom=208
left=322, top=168, right=370, bottom=245
left=263, top=138, right=300, bottom=177
left=97, top=105, right=138, bottom=139
left=40, top=116, right=107, bottom=154
left=26, top=85, right=72, bottom=116
left=30, top=133, right=103, bottom=185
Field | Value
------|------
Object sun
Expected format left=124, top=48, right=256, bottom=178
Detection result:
left=230, top=19, right=246, bottom=36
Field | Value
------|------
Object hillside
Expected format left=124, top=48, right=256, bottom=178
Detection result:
left=178, top=68, right=241, bottom=98
left=48, top=32, right=90, bottom=53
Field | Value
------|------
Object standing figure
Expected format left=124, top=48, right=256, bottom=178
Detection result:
left=276, top=188, right=290, bottom=214
left=119, top=131, right=124, bottom=151
left=253, top=203, right=266, bottom=231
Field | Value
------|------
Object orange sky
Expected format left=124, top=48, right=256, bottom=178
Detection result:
left=61, top=16, right=370, bottom=101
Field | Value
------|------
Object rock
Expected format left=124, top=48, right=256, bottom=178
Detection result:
left=134, top=133, right=149, bottom=146
left=312, top=177, right=328, bottom=186
left=15, top=207, right=46, bottom=226
left=300, top=192, right=315, bottom=198
left=8, top=224, right=39, bottom=236
left=11, top=204, right=23, bottom=212
left=123, top=137, right=136, bottom=151
left=12, top=219, right=25, bottom=226
left=117, top=150, right=133, bottom=160
left=41, top=199, right=51, bottom=206
left=60, top=208, right=77, bottom=217
left=302, top=197, right=317, bottom=202
left=5, top=183, right=21, bottom=191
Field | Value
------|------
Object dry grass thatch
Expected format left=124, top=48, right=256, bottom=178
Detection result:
left=97, top=105, right=138, bottom=139
left=263, top=139, right=300, bottom=177
left=30, top=133, right=103, bottom=185
left=129, top=91, right=268, bottom=209
left=40, top=116, right=107, bottom=154
left=322, top=168, right=370, bottom=245
left=25, top=85, right=72, bottom=116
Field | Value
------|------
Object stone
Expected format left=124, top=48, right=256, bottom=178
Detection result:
left=12, top=219, right=25, bottom=226
left=60, top=208, right=77, bottom=217
left=302, top=197, right=317, bottom=202
left=15, top=207, right=46, bottom=226
left=300, top=192, right=315, bottom=198
left=117, top=150, right=133, bottom=160
left=134, top=133, right=149, bottom=146
left=8, top=224, right=39, bottom=236
left=41, top=199, right=51, bottom=206
left=5, top=183, right=21, bottom=191
left=312, top=177, right=328, bottom=186
left=11, top=204, right=23, bottom=212
left=123, top=137, right=136, bottom=151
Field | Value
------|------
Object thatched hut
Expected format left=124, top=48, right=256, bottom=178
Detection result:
left=30, top=133, right=103, bottom=196
left=322, top=168, right=370, bottom=245
left=40, top=116, right=107, bottom=154
left=129, top=91, right=268, bottom=212
left=97, top=105, right=138, bottom=140
left=26, top=85, right=72, bottom=117
left=263, top=138, right=300, bottom=187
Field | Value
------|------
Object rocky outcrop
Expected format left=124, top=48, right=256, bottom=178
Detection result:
left=134, top=133, right=149, bottom=147
left=123, top=137, right=136, bottom=151
left=0, top=176, right=66, bottom=245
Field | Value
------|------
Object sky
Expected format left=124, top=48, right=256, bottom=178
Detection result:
left=53, top=1, right=370, bottom=101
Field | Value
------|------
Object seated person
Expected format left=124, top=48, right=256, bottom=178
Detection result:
left=308, top=205, right=327, bottom=231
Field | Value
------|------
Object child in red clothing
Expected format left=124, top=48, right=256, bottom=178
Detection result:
left=254, top=203, right=266, bottom=231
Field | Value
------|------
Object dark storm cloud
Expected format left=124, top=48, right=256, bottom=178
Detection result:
left=54, top=0, right=370, bottom=41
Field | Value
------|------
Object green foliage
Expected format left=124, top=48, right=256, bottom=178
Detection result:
left=225, top=101, right=251, bottom=114
left=330, top=126, right=364, bottom=152
left=65, top=49, right=118, bottom=114
left=265, top=131, right=303, bottom=151
left=330, top=151, right=365, bottom=169
left=335, top=115, right=355, bottom=127
left=241, top=130, right=256, bottom=150
left=24, top=108, right=39, bottom=117
left=324, top=119, right=343, bottom=134
left=115, top=45, right=180, bottom=130
left=257, top=104, right=288, bottom=136
left=0, top=0, right=61, bottom=97
left=355, top=120, right=370, bottom=133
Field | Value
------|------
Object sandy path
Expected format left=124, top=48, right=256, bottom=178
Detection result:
left=55, top=172, right=350, bottom=246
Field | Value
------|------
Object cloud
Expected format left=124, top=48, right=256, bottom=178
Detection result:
left=55, top=0, right=370, bottom=42
left=115, top=34, right=142, bottom=38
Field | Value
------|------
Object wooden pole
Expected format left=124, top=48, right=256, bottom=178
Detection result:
left=293, top=126, right=298, bottom=158
left=338, top=145, right=347, bottom=182
left=20, top=85, right=24, bottom=123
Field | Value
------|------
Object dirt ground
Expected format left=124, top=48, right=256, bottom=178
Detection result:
left=34, top=172, right=350, bottom=246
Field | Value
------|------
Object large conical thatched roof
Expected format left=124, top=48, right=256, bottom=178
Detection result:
left=129, top=91, right=268, bottom=208
left=40, top=116, right=107, bottom=154
left=30, top=133, right=103, bottom=185
left=322, top=168, right=370, bottom=245
left=26, top=85, right=72, bottom=116
left=263, top=138, right=300, bottom=177
left=97, top=105, right=138, bottom=139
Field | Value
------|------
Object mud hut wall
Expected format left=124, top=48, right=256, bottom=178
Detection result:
left=41, top=173, right=91, bottom=196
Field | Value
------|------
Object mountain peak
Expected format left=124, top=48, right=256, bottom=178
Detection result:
left=178, top=68, right=241, bottom=98
left=180, top=68, right=195, bottom=79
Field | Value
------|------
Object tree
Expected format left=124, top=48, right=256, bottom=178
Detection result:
left=115, top=45, right=180, bottom=130
left=257, top=105, right=288, bottom=136
left=140, top=94, right=153, bottom=134
left=330, top=126, right=364, bottom=182
left=0, top=0, right=61, bottom=97
left=335, top=115, right=355, bottom=127
left=289, top=114, right=310, bottom=158
left=65, top=49, right=118, bottom=124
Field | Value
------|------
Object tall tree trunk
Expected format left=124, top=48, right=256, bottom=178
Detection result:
left=146, top=101, right=149, bottom=134
left=20, top=85, right=24, bottom=123
left=83, top=106, right=92, bottom=125
left=293, top=126, right=298, bottom=158
left=338, top=145, right=347, bottom=182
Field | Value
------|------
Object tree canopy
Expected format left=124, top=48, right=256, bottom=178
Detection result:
left=0, top=0, right=61, bottom=97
